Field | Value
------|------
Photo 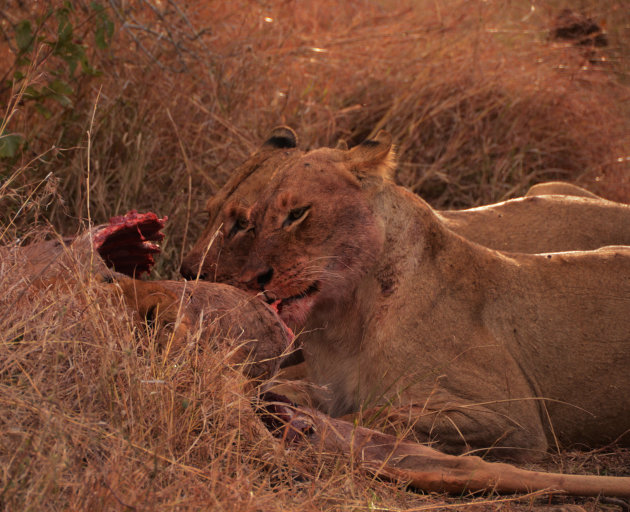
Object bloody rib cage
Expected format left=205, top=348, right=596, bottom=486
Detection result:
left=92, top=210, right=167, bottom=276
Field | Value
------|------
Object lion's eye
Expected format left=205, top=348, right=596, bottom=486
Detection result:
left=283, top=206, right=310, bottom=228
left=227, top=217, right=249, bottom=238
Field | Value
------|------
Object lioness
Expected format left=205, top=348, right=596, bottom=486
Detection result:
left=438, top=192, right=630, bottom=253
left=229, top=133, right=630, bottom=461
left=181, top=129, right=630, bottom=280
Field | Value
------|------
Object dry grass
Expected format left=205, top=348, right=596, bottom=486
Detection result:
left=2, top=237, right=627, bottom=512
left=2, top=0, right=630, bottom=510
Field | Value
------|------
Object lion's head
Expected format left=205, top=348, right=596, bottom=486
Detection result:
left=235, top=133, right=396, bottom=328
left=180, top=126, right=303, bottom=283
left=183, top=126, right=630, bottom=294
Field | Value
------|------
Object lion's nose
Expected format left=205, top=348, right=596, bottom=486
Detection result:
left=241, top=265, right=274, bottom=291
left=256, top=267, right=274, bottom=288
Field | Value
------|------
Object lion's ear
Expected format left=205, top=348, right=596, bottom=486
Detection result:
left=347, top=131, right=396, bottom=180
left=205, top=196, right=220, bottom=221
left=262, top=126, right=298, bottom=149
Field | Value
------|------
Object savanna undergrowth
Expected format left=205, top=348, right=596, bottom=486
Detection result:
left=2, top=1, right=630, bottom=510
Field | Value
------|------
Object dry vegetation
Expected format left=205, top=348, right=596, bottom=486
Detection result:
left=1, top=0, right=630, bottom=510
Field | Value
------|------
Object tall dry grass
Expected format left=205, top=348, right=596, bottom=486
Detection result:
left=0, top=232, right=534, bottom=510
left=2, top=1, right=630, bottom=510
left=2, top=230, right=625, bottom=511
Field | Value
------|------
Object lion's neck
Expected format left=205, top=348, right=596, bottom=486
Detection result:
left=301, top=278, right=379, bottom=415
left=303, top=183, right=503, bottom=416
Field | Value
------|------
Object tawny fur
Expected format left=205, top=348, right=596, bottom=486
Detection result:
left=231, top=134, right=630, bottom=462
left=525, top=180, right=601, bottom=199
left=180, top=126, right=304, bottom=282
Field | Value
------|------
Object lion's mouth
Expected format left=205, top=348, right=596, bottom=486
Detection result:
left=268, top=282, right=320, bottom=325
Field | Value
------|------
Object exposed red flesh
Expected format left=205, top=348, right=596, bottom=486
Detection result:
left=267, top=299, right=296, bottom=345
left=258, top=392, right=314, bottom=442
left=92, top=210, right=167, bottom=276
left=268, top=284, right=318, bottom=330
left=269, top=299, right=281, bottom=315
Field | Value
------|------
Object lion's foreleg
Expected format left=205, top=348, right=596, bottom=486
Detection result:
left=347, top=394, right=548, bottom=462
left=261, top=399, right=630, bottom=497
